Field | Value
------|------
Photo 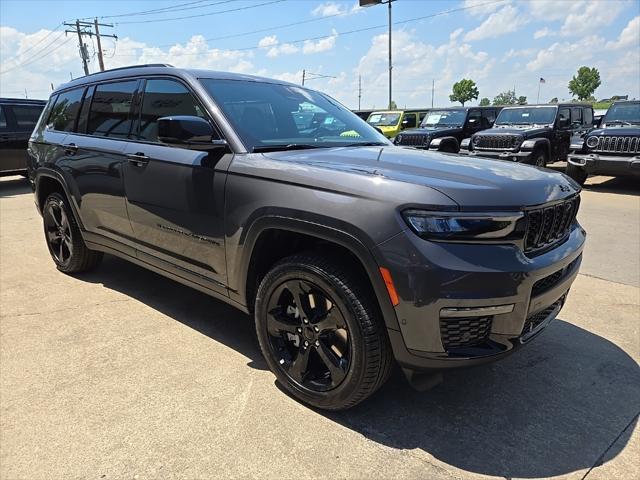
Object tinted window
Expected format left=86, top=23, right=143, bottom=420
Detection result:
left=368, top=112, right=400, bottom=126
left=11, top=105, right=44, bottom=131
left=403, top=113, right=417, bottom=128
left=558, top=108, right=570, bottom=127
left=138, top=79, right=208, bottom=142
left=571, top=107, right=582, bottom=124
left=467, top=110, right=481, bottom=126
left=76, top=85, right=95, bottom=134
left=482, top=109, right=496, bottom=126
left=48, top=88, right=84, bottom=132
left=419, top=112, right=427, bottom=122
left=496, top=106, right=557, bottom=125
left=0, top=107, right=6, bottom=128
left=87, top=81, right=137, bottom=138
left=421, top=110, right=466, bottom=127
left=584, top=108, right=593, bottom=126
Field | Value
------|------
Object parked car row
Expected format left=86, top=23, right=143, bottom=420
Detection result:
left=23, top=65, right=586, bottom=410
left=0, top=98, right=46, bottom=176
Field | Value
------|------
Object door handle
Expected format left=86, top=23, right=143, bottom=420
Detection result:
left=126, top=152, right=150, bottom=167
left=63, top=143, right=78, bottom=155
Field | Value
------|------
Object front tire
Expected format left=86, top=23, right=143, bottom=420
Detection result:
left=566, top=163, right=588, bottom=186
left=42, top=192, right=103, bottom=273
left=529, top=150, right=548, bottom=167
left=255, top=253, right=393, bottom=410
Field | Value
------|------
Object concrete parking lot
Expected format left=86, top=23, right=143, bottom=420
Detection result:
left=1, top=174, right=638, bottom=480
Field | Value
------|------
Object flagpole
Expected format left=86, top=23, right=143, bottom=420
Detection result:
left=537, top=81, right=541, bottom=104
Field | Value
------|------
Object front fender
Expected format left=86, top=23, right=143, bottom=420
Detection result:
left=228, top=212, right=401, bottom=332
left=520, top=137, right=551, bottom=155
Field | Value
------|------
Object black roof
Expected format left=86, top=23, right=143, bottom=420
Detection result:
left=0, top=97, right=47, bottom=105
left=53, top=64, right=300, bottom=94
left=499, top=103, right=592, bottom=109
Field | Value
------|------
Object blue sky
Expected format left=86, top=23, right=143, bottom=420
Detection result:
left=1, top=0, right=638, bottom=108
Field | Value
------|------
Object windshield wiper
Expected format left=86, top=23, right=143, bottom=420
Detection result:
left=605, top=120, right=633, bottom=126
left=343, top=141, right=388, bottom=147
left=252, top=143, right=325, bottom=153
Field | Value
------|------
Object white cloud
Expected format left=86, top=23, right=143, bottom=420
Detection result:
left=606, top=15, right=640, bottom=49
left=533, top=27, right=553, bottom=39
left=463, top=0, right=504, bottom=17
left=311, top=1, right=361, bottom=17
left=302, top=29, right=338, bottom=54
left=464, top=5, right=528, bottom=41
left=560, top=0, right=623, bottom=37
left=258, top=35, right=300, bottom=57
left=526, top=35, right=601, bottom=71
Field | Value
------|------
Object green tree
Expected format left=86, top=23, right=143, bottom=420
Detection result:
left=479, top=97, right=490, bottom=106
left=493, top=90, right=516, bottom=105
left=517, top=96, right=527, bottom=105
left=449, top=79, right=479, bottom=106
left=549, top=97, right=558, bottom=103
left=568, top=66, right=601, bottom=101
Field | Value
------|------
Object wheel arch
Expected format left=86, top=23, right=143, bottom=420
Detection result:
left=35, top=168, right=85, bottom=230
left=428, top=136, right=460, bottom=153
left=522, top=137, right=551, bottom=158
left=232, top=215, right=401, bottom=332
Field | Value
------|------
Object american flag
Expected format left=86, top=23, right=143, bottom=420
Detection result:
left=539, top=78, right=546, bottom=84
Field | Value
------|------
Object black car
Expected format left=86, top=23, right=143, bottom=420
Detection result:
left=462, top=103, right=594, bottom=167
left=28, top=65, right=585, bottom=410
left=0, top=98, right=46, bottom=176
left=567, top=101, right=640, bottom=184
left=393, top=106, right=501, bottom=153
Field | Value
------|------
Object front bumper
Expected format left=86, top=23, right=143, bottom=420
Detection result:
left=568, top=152, right=640, bottom=177
left=464, top=149, right=534, bottom=163
left=375, top=223, right=586, bottom=371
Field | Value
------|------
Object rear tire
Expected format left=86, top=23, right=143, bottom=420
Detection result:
left=566, top=163, right=588, bottom=186
left=42, top=192, right=103, bottom=273
left=254, top=252, right=393, bottom=410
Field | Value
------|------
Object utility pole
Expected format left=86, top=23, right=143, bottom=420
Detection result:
left=358, top=75, right=362, bottom=110
left=65, top=19, right=117, bottom=76
left=431, top=79, right=434, bottom=108
left=302, top=69, right=306, bottom=86
left=359, top=1, right=394, bottom=110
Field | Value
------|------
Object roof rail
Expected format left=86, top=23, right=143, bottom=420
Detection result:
left=82, top=63, right=174, bottom=78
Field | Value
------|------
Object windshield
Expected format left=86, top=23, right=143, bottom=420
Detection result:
left=367, top=112, right=401, bottom=127
left=199, top=79, right=388, bottom=151
left=421, top=110, right=466, bottom=127
left=495, top=106, right=557, bottom=125
left=603, top=103, right=640, bottom=124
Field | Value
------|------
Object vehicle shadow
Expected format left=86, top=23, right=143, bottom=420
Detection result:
left=78, top=255, right=639, bottom=479
left=0, top=176, right=31, bottom=198
left=546, top=165, right=639, bottom=196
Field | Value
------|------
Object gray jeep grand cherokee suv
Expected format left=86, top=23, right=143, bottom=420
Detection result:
left=28, top=65, right=585, bottom=410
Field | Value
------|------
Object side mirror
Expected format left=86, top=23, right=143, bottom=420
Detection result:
left=158, top=116, right=225, bottom=149
left=468, top=118, right=478, bottom=125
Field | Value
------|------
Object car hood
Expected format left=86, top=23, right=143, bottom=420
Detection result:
left=262, top=146, right=579, bottom=209
left=589, top=126, right=640, bottom=136
left=478, top=126, right=551, bottom=137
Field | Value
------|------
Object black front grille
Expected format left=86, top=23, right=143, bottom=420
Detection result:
left=522, top=297, right=564, bottom=335
left=524, top=196, right=580, bottom=253
left=591, top=135, right=640, bottom=154
left=440, top=316, right=492, bottom=350
left=396, top=133, right=429, bottom=147
left=531, top=256, right=581, bottom=297
left=474, top=134, right=520, bottom=150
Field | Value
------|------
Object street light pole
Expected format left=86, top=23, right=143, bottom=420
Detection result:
left=387, top=0, right=392, bottom=110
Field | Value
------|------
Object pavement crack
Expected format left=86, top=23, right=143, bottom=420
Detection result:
left=581, top=410, right=640, bottom=479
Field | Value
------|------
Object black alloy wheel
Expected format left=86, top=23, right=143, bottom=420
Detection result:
left=265, top=279, right=351, bottom=391
left=43, top=197, right=73, bottom=267
left=255, top=253, right=393, bottom=410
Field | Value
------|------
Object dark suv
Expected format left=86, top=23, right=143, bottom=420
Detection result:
left=567, top=100, right=640, bottom=184
left=462, top=103, right=594, bottom=167
left=393, top=106, right=501, bottom=153
left=28, top=65, right=585, bottom=410
left=0, top=98, right=46, bottom=176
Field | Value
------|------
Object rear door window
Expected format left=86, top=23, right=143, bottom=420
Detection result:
left=481, top=109, right=496, bottom=127
left=87, top=80, right=138, bottom=138
left=570, top=107, right=582, bottom=125
left=583, top=108, right=593, bottom=126
left=10, top=105, right=44, bottom=131
left=0, top=106, right=7, bottom=129
left=403, top=113, right=417, bottom=128
left=47, top=88, right=85, bottom=132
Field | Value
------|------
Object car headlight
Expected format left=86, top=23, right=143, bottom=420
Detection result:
left=472, top=136, right=481, bottom=145
left=403, top=210, right=524, bottom=240
left=586, top=136, right=599, bottom=149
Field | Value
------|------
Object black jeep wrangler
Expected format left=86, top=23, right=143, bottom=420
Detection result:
left=393, top=106, right=501, bottom=153
left=567, top=100, right=640, bottom=185
left=462, top=103, right=594, bottom=167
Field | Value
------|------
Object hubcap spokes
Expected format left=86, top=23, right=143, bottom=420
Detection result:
left=45, top=202, right=72, bottom=264
left=266, top=280, right=350, bottom=391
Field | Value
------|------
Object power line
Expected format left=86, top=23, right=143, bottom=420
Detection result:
left=92, top=0, right=238, bottom=20
left=0, top=22, right=64, bottom=65
left=0, top=35, right=72, bottom=75
left=113, top=0, right=505, bottom=58
left=115, top=0, right=285, bottom=25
